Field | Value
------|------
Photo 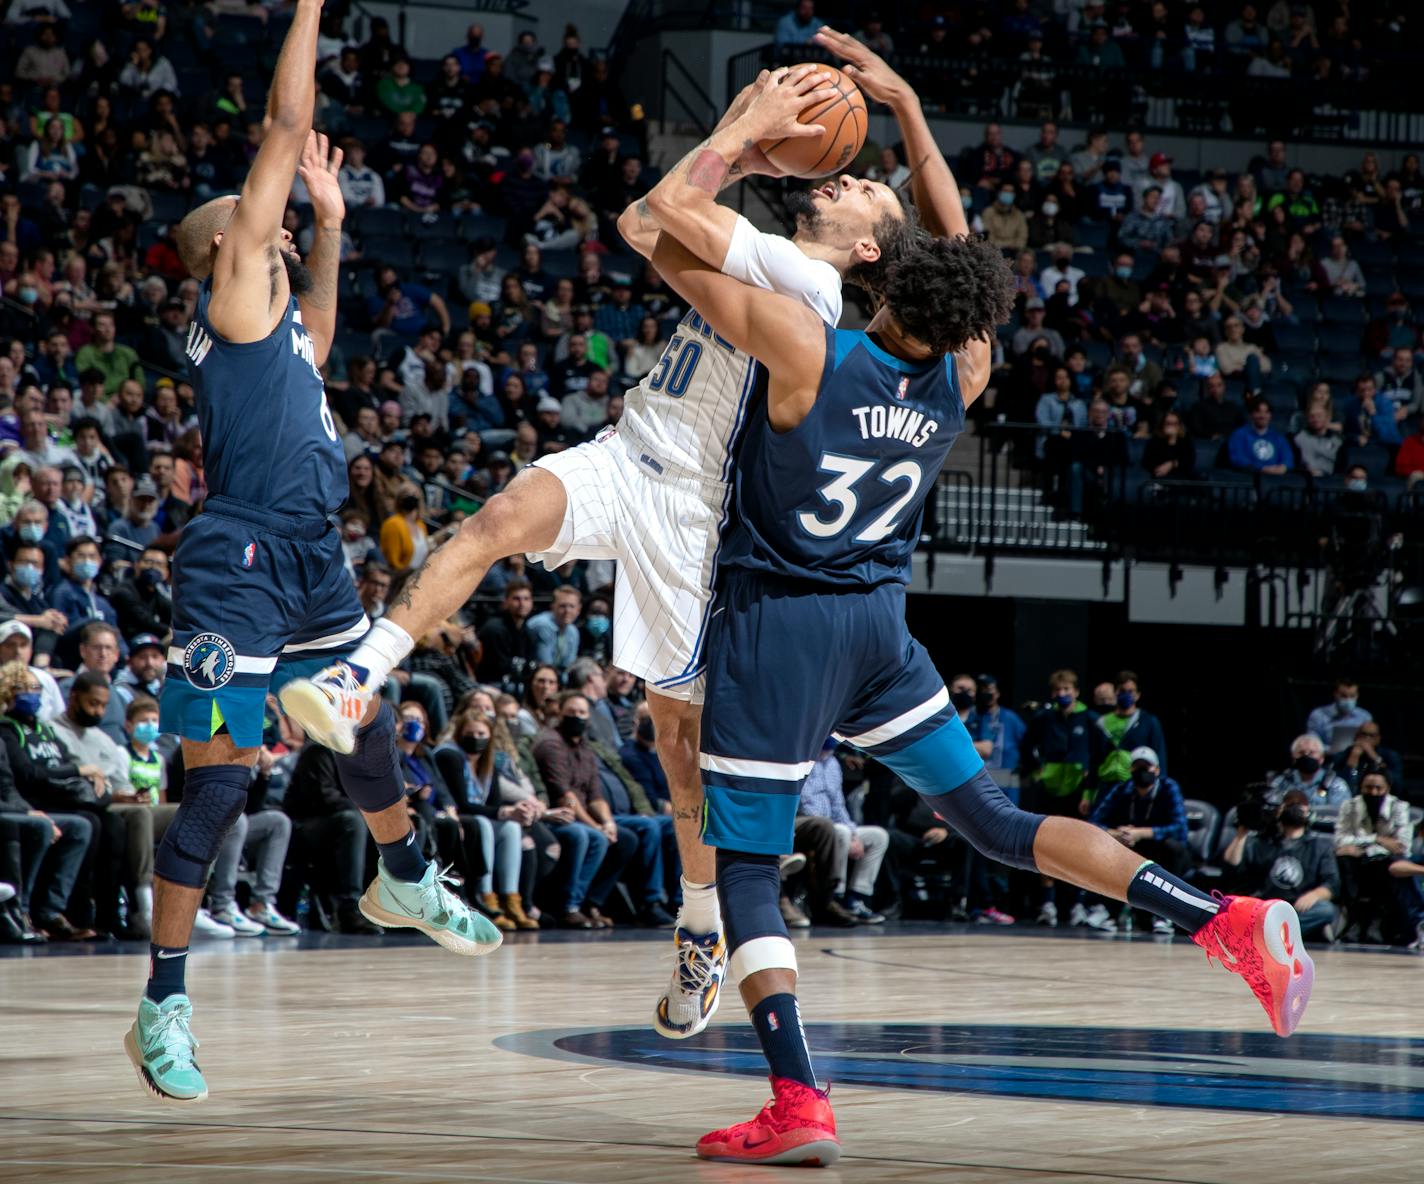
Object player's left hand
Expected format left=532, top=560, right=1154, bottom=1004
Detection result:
left=739, top=64, right=837, bottom=144
left=299, top=130, right=345, bottom=224
left=813, top=27, right=909, bottom=107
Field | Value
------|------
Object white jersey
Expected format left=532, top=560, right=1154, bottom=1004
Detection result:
left=617, top=215, right=843, bottom=484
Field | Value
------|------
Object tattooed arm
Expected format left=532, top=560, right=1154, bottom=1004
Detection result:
left=641, top=65, right=834, bottom=270
left=296, top=131, right=344, bottom=366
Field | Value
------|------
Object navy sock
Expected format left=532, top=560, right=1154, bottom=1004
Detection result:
left=1126, top=861, right=1220, bottom=934
left=750, top=993, right=817, bottom=1090
left=377, top=827, right=428, bottom=883
left=146, top=943, right=188, bottom=1002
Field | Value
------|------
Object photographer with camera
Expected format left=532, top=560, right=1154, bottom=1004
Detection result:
left=1223, top=788, right=1339, bottom=942
left=1334, top=768, right=1414, bottom=944
left=1269, top=734, right=1351, bottom=810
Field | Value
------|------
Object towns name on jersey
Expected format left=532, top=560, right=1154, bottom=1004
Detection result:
left=850, top=403, right=940, bottom=448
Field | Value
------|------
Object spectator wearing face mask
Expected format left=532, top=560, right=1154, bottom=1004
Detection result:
left=1270, top=734, right=1351, bottom=810
left=109, top=548, right=171, bottom=641
left=1222, top=790, right=1339, bottom=942
left=0, top=620, right=63, bottom=721
left=1093, top=670, right=1167, bottom=790
left=619, top=700, right=669, bottom=813
left=1333, top=768, right=1414, bottom=944
left=963, top=674, right=1026, bottom=776
left=51, top=535, right=116, bottom=633
left=1306, top=677, right=1372, bottom=753
left=1089, top=747, right=1188, bottom=935
left=580, top=596, right=612, bottom=664
left=378, top=487, right=429, bottom=574
left=0, top=543, right=66, bottom=651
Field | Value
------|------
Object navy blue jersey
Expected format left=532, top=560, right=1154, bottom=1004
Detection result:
left=721, top=325, right=965, bottom=587
left=184, top=279, right=346, bottom=519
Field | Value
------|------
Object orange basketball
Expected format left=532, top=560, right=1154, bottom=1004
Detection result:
left=757, top=64, right=868, bottom=179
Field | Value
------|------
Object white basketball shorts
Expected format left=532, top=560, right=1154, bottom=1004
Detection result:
left=527, top=430, right=728, bottom=704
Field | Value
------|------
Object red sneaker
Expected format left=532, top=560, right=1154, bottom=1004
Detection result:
left=696, top=1076, right=841, bottom=1167
left=1191, top=894, right=1314, bottom=1037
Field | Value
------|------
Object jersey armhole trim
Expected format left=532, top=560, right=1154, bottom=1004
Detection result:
left=197, top=288, right=292, bottom=353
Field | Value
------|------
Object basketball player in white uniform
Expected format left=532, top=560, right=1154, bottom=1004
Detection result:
left=282, top=33, right=963, bottom=1036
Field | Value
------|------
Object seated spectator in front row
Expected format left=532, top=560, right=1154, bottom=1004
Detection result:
left=1332, top=721, right=1403, bottom=795
left=799, top=742, right=889, bottom=925
left=1089, top=746, right=1189, bottom=934
left=1215, top=316, right=1271, bottom=394
left=51, top=535, right=118, bottom=632
left=1294, top=403, right=1342, bottom=478
left=1334, top=769, right=1414, bottom=945
left=1269, top=733, right=1352, bottom=809
left=1307, top=676, right=1372, bottom=752
left=1228, top=397, right=1293, bottom=475
left=1223, top=789, right=1339, bottom=942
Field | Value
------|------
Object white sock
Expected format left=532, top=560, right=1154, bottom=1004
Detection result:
left=678, top=876, right=720, bottom=934
left=348, top=618, right=415, bottom=687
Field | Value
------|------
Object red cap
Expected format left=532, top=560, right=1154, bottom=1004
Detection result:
left=1149, top=152, right=1172, bottom=169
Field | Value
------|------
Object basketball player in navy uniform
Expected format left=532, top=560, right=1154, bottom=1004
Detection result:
left=125, top=0, right=498, bottom=1105
left=646, top=121, right=1317, bottom=1164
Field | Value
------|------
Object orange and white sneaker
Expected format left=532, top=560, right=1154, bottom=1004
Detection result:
left=1191, top=894, right=1314, bottom=1037
left=696, top=1077, right=841, bottom=1167
left=278, top=661, right=373, bottom=755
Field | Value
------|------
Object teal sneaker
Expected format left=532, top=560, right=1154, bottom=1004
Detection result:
left=359, top=861, right=503, bottom=956
left=124, top=995, right=207, bottom=1102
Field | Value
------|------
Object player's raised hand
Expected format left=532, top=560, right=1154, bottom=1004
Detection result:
left=715, top=70, right=770, bottom=134
left=813, top=27, right=910, bottom=107
left=737, top=64, right=837, bottom=143
left=298, top=130, right=345, bottom=223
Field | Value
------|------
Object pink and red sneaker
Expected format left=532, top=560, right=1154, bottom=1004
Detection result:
left=696, top=1076, right=841, bottom=1167
left=1191, top=894, right=1315, bottom=1036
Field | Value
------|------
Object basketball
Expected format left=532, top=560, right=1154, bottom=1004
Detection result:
left=757, top=63, right=868, bottom=179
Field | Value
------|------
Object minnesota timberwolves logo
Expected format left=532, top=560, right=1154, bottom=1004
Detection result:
left=183, top=633, right=237, bottom=690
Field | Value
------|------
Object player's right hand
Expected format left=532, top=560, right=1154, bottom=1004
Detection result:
left=740, top=64, right=837, bottom=143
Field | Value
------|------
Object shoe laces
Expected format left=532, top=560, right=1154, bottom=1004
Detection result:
left=420, top=864, right=468, bottom=914
left=315, top=660, right=367, bottom=699
left=152, top=1005, right=199, bottom=1066
left=674, top=932, right=722, bottom=994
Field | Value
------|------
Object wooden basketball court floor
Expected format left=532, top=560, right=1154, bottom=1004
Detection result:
left=2, top=925, right=1420, bottom=1184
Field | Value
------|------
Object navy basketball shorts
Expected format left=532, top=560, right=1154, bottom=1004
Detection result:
left=698, top=569, right=984, bottom=855
left=159, top=495, right=369, bottom=749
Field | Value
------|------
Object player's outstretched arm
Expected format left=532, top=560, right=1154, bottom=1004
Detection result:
left=813, top=28, right=968, bottom=240
left=616, top=72, right=782, bottom=261
left=642, top=66, right=835, bottom=271
left=208, top=0, right=321, bottom=343
left=296, top=130, right=343, bottom=366
left=652, top=231, right=825, bottom=429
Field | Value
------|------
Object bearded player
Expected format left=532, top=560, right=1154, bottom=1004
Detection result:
left=280, top=37, right=962, bottom=1041
left=126, top=0, right=499, bottom=1105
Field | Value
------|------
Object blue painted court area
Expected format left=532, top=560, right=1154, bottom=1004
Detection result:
left=503, top=1021, right=1424, bottom=1123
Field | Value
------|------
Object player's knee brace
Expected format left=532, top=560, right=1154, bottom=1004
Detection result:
left=333, top=700, right=405, bottom=814
left=154, top=764, right=251, bottom=888
left=919, top=767, right=1044, bottom=872
left=715, top=848, right=797, bottom=981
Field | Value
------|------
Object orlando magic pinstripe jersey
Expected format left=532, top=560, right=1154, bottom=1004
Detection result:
left=721, top=326, right=965, bottom=587
left=184, top=278, right=347, bottom=519
left=617, top=220, right=842, bottom=483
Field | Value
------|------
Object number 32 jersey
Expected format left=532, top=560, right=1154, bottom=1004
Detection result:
left=617, top=216, right=842, bottom=484
left=184, top=277, right=347, bottom=519
left=721, top=325, right=966, bottom=588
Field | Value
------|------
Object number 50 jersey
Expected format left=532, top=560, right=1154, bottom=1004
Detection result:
left=721, top=325, right=966, bottom=588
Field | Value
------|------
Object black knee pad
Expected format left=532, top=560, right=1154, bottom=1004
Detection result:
left=715, top=848, right=786, bottom=953
left=334, top=700, right=405, bottom=813
left=155, top=765, right=251, bottom=888
left=919, top=768, right=1044, bottom=872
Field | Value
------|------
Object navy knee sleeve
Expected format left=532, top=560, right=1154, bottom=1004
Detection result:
left=919, top=767, right=1044, bottom=872
left=155, top=765, right=250, bottom=888
left=334, top=700, right=405, bottom=813
left=715, top=848, right=786, bottom=953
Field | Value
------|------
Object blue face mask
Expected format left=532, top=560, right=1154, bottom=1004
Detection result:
left=1116, top=690, right=1137, bottom=710
left=17, top=523, right=44, bottom=544
left=132, top=720, right=161, bottom=745
left=997, top=191, right=1015, bottom=205
left=400, top=719, right=425, bottom=743
left=10, top=691, right=41, bottom=720
left=585, top=613, right=610, bottom=639
left=1346, top=479, right=1366, bottom=492
left=1336, top=697, right=1356, bottom=714
left=73, top=559, right=100, bottom=582
left=11, top=564, right=41, bottom=590
left=1116, top=265, right=1133, bottom=280
left=1055, top=692, right=1075, bottom=709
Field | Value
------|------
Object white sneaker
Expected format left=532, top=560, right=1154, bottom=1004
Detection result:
left=0, top=882, right=14, bottom=904
left=191, top=908, right=235, bottom=939
left=247, top=902, right=300, bottom=935
left=278, top=661, right=374, bottom=756
left=1037, top=901, right=1058, bottom=926
left=210, top=906, right=265, bottom=937
left=1152, top=917, right=1175, bottom=936
left=1080, top=903, right=1118, bottom=932
left=653, top=925, right=727, bottom=1040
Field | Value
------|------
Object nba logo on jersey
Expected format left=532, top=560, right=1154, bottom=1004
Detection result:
left=896, top=376, right=910, bottom=401
left=242, top=542, right=256, bottom=568
left=183, top=633, right=236, bottom=690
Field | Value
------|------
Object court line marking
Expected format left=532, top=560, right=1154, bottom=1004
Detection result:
left=0, top=1116, right=1231, bottom=1183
